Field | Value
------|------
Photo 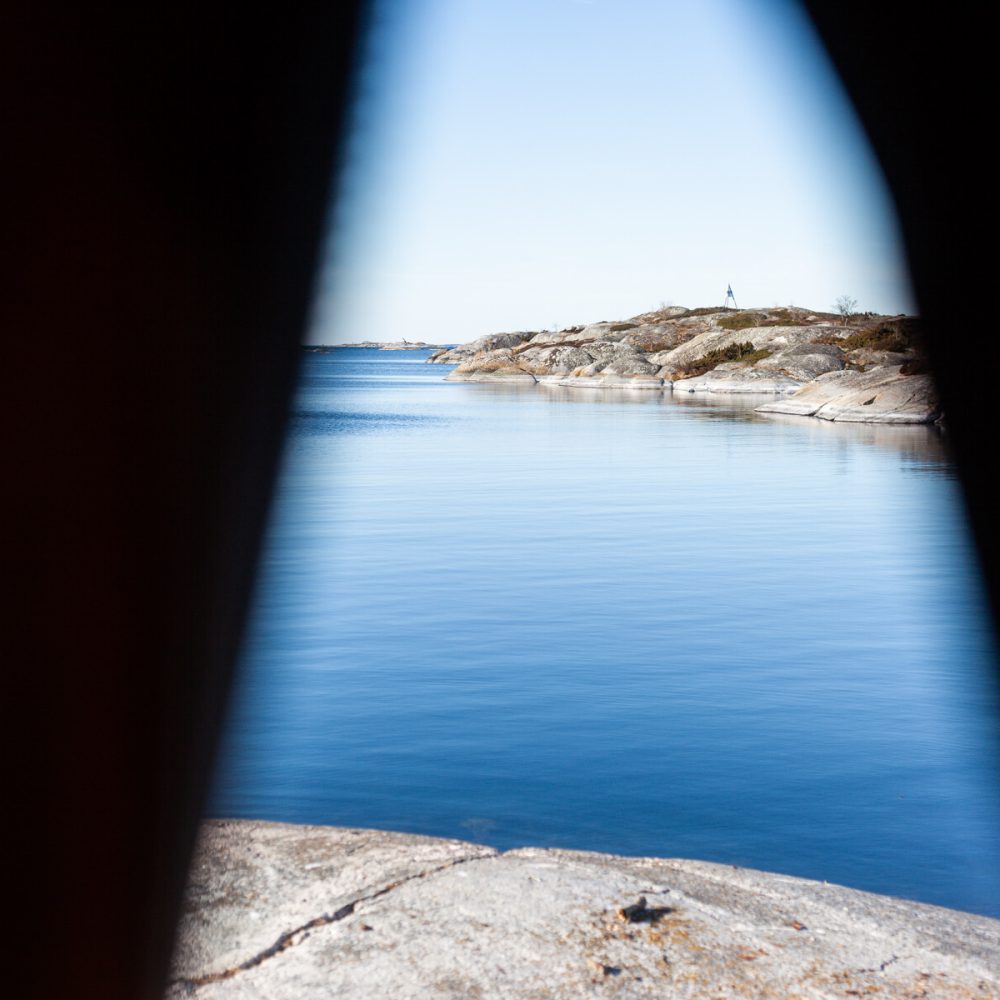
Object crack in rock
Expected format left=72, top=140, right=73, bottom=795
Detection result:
left=171, top=853, right=491, bottom=992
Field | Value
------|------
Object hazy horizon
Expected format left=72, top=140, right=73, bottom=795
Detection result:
left=307, top=300, right=916, bottom=347
left=307, top=0, right=915, bottom=346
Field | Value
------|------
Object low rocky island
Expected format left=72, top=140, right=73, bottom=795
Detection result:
left=306, top=340, right=448, bottom=352
left=169, top=820, right=999, bottom=998
left=429, top=305, right=939, bottom=424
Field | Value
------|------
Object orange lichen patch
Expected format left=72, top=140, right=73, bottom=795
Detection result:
left=645, top=926, right=666, bottom=946
left=663, top=922, right=706, bottom=953
left=803, top=965, right=993, bottom=1000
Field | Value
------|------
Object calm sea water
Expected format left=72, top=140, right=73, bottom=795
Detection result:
left=210, top=349, right=1000, bottom=917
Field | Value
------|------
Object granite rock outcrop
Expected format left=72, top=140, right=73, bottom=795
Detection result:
left=757, top=366, right=939, bottom=423
left=432, top=306, right=939, bottom=423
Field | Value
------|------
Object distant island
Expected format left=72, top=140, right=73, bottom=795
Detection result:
left=428, top=304, right=939, bottom=424
left=305, top=341, right=448, bottom=353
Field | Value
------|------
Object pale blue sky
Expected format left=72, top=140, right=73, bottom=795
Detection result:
left=308, top=0, right=915, bottom=345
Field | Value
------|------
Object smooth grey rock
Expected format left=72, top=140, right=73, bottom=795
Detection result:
left=525, top=323, right=629, bottom=347
left=170, top=822, right=496, bottom=985
left=554, top=375, right=666, bottom=389
left=627, top=305, right=690, bottom=321
left=598, top=357, right=660, bottom=377
left=758, top=341, right=845, bottom=380
left=757, top=367, right=940, bottom=423
left=444, top=349, right=537, bottom=383
left=519, top=329, right=582, bottom=347
left=648, top=325, right=837, bottom=371
left=512, top=345, right=595, bottom=375
left=169, top=821, right=1000, bottom=1000
left=429, top=332, right=536, bottom=364
left=846, top=349, right=911, bottom=368
left=444, top=369, right=537, bottom=384
left=671, top=363, right=803, bottom=394
left=575, top=342, right=660, bottom=376
left=619, top=323, right=691, bottom=353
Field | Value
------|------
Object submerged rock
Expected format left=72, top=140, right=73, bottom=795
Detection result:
left=169, top=820, right=1000, bottom=999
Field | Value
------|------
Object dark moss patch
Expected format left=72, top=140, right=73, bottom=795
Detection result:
left=678, top=341, right=772, bottom=378
left=816, top=317, right=923, bottom=354
left=739, top=348, right=773, bottom=364
left=626, top=332, right=685, bottom=353
left=759, top=308, right=803, bottom=326
left=766, top=308, right=797, bottom=324
left=678, top=306, right=727, bottom=318
left=717, top=312, right=766, bottom=331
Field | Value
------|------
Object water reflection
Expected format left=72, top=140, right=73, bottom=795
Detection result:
left=214, top=352, right=999, bottom=917
left=453, top=377, right=951, bottom=471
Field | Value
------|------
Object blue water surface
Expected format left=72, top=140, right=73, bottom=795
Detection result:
left=210, top=349, right=1000, bottom=917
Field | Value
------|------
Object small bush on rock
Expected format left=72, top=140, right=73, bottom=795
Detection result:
left=677, top=341, right=772, bottom=378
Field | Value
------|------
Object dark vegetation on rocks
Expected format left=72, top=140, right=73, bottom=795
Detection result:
left=677, top=341, right=773, bottom=379
left=816, top=317, right=922, bottom=356
left=717, top=312, right=766, bottom=330
left=677, top=306, right=730, bottom=318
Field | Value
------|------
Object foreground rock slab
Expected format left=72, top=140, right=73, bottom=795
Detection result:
left=168, top=821, right=1000, bottom=999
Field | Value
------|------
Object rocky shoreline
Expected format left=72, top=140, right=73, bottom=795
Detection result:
left=169, top=820, right=999, bottom=998
left=429, top=306, right=940, bottom=424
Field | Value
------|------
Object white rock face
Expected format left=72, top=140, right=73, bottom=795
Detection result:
left=169, top=821, right=1000, bottom=1000
left=673, top=363, right=803, bottom=394
left=554, top=375, right=666, bottom=389
left=756, top=367, right=940, bottom=423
